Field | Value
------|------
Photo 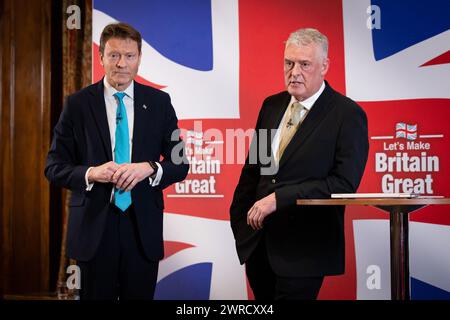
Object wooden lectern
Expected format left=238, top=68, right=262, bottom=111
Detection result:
left=297, top=197, right=450, bottom=300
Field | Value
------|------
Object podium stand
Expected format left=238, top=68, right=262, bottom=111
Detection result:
left=296, top=197, right=450, bottom=300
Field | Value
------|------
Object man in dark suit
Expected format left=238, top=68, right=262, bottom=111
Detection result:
left=230, top=28, right=369, bottom=300
left=45, top=23, right=189, bottom=300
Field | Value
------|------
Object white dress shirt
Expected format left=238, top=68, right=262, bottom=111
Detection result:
left=272, top=81, right=326, bottom=164
left=85, top=78, right=162, bottom=193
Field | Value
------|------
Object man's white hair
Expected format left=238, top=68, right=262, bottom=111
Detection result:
left=286, top=28, right=328, bottom=58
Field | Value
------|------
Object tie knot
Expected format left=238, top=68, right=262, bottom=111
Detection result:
left=291, top=101, right=304, bottom=112
left=114, top=92, right=126, bottom=101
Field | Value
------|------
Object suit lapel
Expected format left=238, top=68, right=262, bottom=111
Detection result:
left=261, top=93, right=291, bottom=164
left=278, top=84, right=335, bottom=169
left=266, top=92, right=291, bottom=131
left=131, top=81, right=147, bottom=162
left=88, top=80, right=112, bottom=161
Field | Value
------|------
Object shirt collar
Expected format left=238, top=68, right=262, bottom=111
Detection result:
left=103, top=77, right=134, bottom=100
left=289, top=81, right=325, bottom=111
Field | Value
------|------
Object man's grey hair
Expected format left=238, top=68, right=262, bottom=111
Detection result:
left=286, top=28, right=328, bottom=58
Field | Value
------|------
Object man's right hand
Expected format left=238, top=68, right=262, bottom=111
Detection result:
left=88, top=161, right=121, bottom=183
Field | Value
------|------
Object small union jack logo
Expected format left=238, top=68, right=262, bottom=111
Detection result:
left=395, top=123, right=417, bottom=140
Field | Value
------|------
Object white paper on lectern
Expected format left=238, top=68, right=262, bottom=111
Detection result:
left=331, top=193, right=419, bottom=199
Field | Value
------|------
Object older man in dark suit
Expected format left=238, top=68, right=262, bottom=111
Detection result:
left=230, top=28, right=369, bottom=300
left=45, top=22, right=188, bottom=300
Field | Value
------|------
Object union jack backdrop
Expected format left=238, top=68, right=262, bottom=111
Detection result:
left=93, top=0, right=450, bottom=300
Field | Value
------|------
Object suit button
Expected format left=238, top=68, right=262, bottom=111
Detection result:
left=271, top=179, right=276, bottom=184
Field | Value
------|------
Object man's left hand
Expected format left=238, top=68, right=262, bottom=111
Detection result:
left=112, top=162, right=154, bottom=192
left=247, top=193, right=277, bottom=230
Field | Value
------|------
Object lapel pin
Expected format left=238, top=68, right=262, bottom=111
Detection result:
left=143, top=104, right=148, bottom=110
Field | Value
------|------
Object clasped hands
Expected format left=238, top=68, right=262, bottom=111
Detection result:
left=247, top=193, right=277, bottom=230
left=88, top=161, right=154, bottom=192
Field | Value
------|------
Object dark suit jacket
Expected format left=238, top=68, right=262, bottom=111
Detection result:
left=230, top=82, right=369, bottom=277
left=45, top=79, right=189, bottom=262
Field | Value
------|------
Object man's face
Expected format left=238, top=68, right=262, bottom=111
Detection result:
left=100, top=37, right=141, bottom=90
left=284, top=42, right=329, bottom=101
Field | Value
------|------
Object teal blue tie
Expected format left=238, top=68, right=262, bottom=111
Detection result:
left=113, top=92, right=132, bottom=212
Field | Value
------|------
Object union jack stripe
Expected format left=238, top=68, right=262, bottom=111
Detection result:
left=407, top=132, right=417, bottom=140
left=396, top=122, right=406, bottom=130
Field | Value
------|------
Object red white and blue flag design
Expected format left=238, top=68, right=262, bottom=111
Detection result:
left=396, top=123, right=418, bottom=140
left=93, top=0, right=450, bottom=300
